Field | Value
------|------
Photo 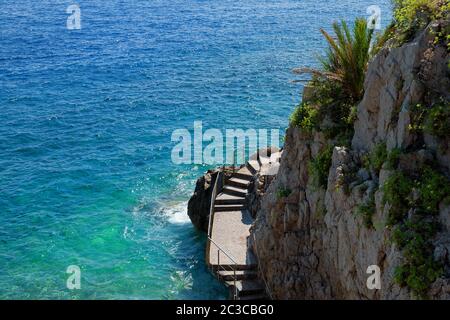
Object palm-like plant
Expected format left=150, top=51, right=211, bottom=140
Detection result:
left=294, top=18, right=374, bottom=103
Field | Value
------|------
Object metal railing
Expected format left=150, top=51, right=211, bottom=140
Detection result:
left=205, top=169, right=240, bottom=300
left=252, top=233, right=273, bottom=300
left=208, top=237, right=239, bottom=300
left=205, top=145, right=256, bottom=300
left=206, top=170, right=222, bottom=240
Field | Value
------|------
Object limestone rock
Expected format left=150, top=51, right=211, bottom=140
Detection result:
left=187, top=168, right=233, bottom=231
left=187, top=169, right=219, bottom=231
left=249, top=20, right=450, bottom=300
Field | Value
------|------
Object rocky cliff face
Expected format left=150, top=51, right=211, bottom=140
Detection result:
left=188, top=169, right=221, bottom=232
left=188, top=168, right=234, bottom=231
left=250, top=21, right=450, bottom=299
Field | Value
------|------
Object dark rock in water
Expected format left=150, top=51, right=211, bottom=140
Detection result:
left=187, top=169, right=219, bottom=232
left=188, top=167, right=234, bottom=232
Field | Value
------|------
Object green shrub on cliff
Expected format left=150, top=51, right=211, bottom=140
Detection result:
left=382, top=166, right=450, bottom=227
left=276, top=187, right=292, bottom=199
left=290, top=102, right=319, bottom=132
left=409, top=99, right=450, bottom=138
left=383, top=171, right=414, bottom=226
left=382, top=165, right=450, bottom=298
left=393, top=217, right=443, bottom=299
left=356, top=193, right=376, bottom=228
left=416, top=167, right=450, bottom=213
left=300, top=78, right=357, bottom=139
left=319, top=18, right=374, bottom=102
left=306, top=76, right=344, bottom=106
left=292, top=18, right=374, bottom=139
left=309, top=145, right=333, bottom=189
left=393, top=0, right=450, bottom=43
left=387, top=148, right=401, bottom=169
left=363, top=142, right=388, bottom=173
left=373, top=1, right=449, bottom=54
left=423, top=101, right=450, bottom=138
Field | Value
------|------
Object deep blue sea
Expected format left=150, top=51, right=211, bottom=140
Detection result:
left=0, top=0, right=391, bottom=299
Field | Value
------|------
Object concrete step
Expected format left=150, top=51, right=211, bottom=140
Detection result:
left=233, top=172, right=253, bottom=182
left=228, top=177, right=251, bottom=189
left=246, top=160, right=260, bottom=174
left=226, top=280, right=265, bottom=296
left=215, top=193, right=246, bottom=205
left=214, top=204, right=245, bottom=212
left=217, top=270, right=258, bottom=281
left=222, top=185, right=247, bottom=197
left=210, top=262, right=257, bottom=271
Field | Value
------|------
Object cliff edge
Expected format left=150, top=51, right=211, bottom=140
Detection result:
left=250, top=19, right=450, bottom=299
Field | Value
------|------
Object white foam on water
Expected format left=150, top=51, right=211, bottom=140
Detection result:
left=164, top=201, right=191, bottom=224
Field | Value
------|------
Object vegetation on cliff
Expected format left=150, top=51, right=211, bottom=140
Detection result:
left=309, top=145, right=334, bottom=189
left=386, top=3, right=450, bottom=295
left=378, top=4, right=450, bottom=293
left=291, top=18, right=372, bottom=146
left=287, top=0, right=450, bottom=299
left=291, top=19, right=374, bottom=190
left=393, top=0, right=449, bottom=44
left=373, top=0, right=449, bottom=52
left=385, top=165, right=450, bottom=298
left=317, top=18, right=374, bottom=101
left=411, top=99, right=450, bottom=138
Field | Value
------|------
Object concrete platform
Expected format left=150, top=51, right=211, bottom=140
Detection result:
left=208, top=210, right=256, bottom=268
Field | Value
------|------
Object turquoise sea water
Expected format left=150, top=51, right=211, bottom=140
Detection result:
left=0, top=0, right=391, bottom=299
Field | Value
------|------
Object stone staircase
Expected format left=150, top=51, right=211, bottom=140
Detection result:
left=207, top=147, right=281, bottom=300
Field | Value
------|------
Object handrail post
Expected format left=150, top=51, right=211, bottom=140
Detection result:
left=208, top=239, right=239, bottom=300
left=206, top=168, right=244, bottom=300
left=233, top=149, right=236, bottom=173
left=206, top=170, right=222, bottom=272
left=252, top=233, right=273, bottom=300
left=233, top=268, right=237, bottom=300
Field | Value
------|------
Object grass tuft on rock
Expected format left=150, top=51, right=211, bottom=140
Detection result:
left=410, top=99, right=450, bottom=138
left=290, top=102, right=319, bottom=132
left=383, top=165, right=450, bottom=298
left=392, top=217, right=443, bottom=299
left=363, top=142, right=388, bottom=173
left=356, top=192, right=376, bottom=228
left=393, top=0, right=449, bottom=44
left=309, top=145, right=334, bottom=189
left=276, top=187, right=292, bottom=199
